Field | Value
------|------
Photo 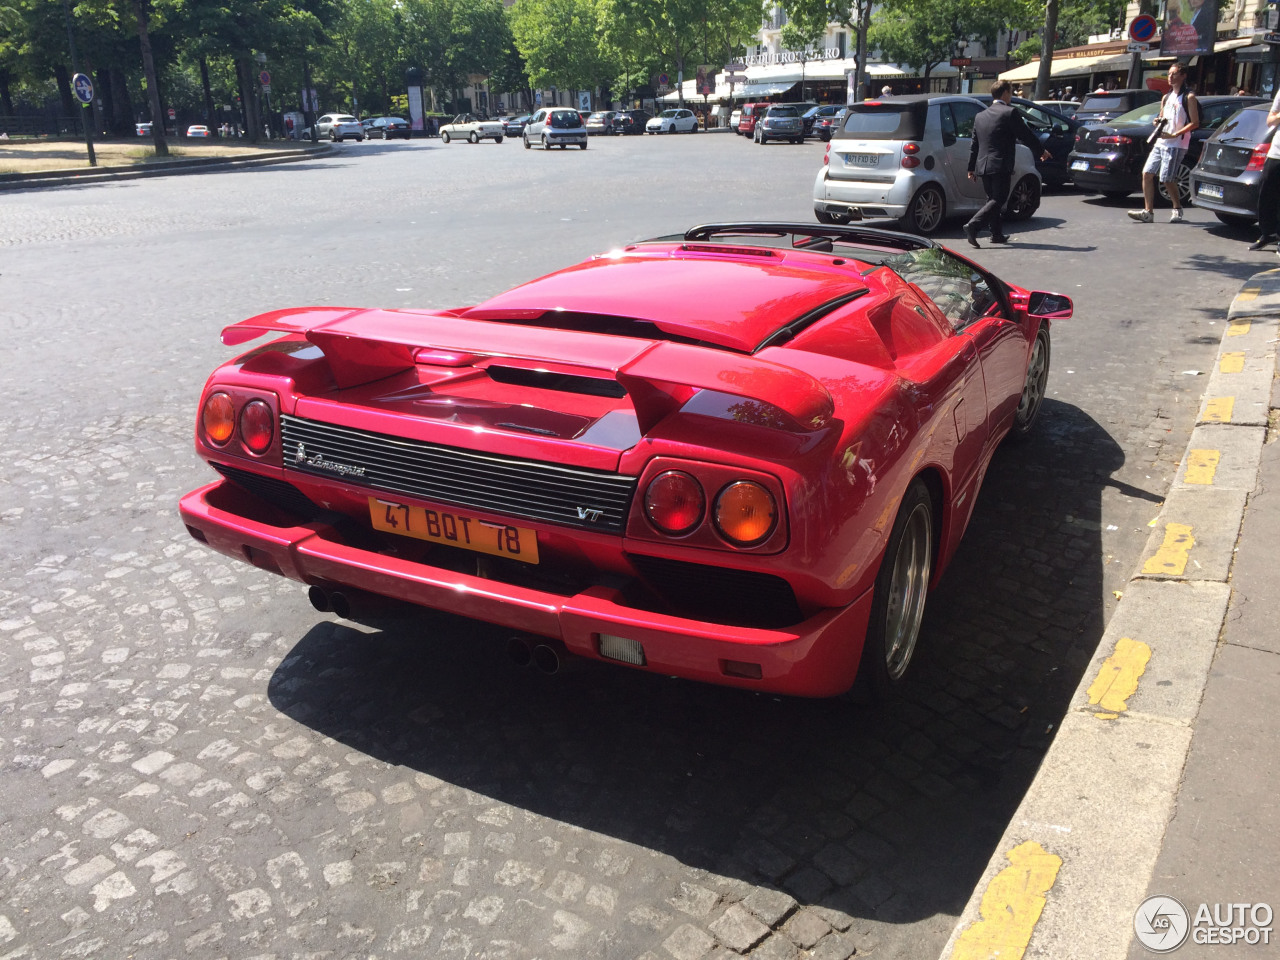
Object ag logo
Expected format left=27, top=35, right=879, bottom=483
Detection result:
left=1134, top=895, right=1190, bottom=952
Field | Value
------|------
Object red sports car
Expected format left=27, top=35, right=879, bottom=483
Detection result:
left=179, top=223, right=1070, bottom=698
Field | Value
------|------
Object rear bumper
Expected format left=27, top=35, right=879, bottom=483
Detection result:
left=1190, top=170, right=1261, bottom=219
left=180, top=479, right=872, bottom=697
left=813, top=170, right=910, bottom=220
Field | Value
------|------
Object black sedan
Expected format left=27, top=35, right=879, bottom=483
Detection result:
left=813, top=108, right=847, bottom=141
left=1190, top=103, right=1275, bottom=227
left=1069, top=96, right=1265, bottom=204
left=971, top=96, right=1082, bottom=188
left=803, top=104, right=845, bottom=138
left=612, top=110, right=651, bottom=135
left=364, top=116, right=411, bottom=140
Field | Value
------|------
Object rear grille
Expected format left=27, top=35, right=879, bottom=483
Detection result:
left=212, top=462, right=322, bottom=519
left=627, top=553, right=802, bottom=628
left=280, top=415, right=636, bottom=533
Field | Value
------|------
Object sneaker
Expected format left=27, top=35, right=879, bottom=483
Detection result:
left=1170, top=210, right=1185, bottom=223
left=1127, top=209, right=1153, bottom=223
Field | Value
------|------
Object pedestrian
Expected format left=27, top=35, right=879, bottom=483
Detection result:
left=1127, top=63, right=1199, bottom=224
left=964, top=79, right=1053, bottom=247
left=881, top=85, right=892, bottom=97
left=1248, top=83, right=1280, bottom=249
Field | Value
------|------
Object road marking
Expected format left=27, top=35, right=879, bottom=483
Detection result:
left=1219, top=351, right=1245, bottom=373
left=1235, top=289, right=1259, bottom=303
left=1087, top=637, right=1151, bottom=717
left=1228, top=319, right=1251, bottom=336
left=1202, top=396, right=1234, bottom=422
left=1142, top=522, right=1195, bottom=575
left=1183, top=449, right=1220, bottom=485
left=951, top=841, right=1063, bottom=960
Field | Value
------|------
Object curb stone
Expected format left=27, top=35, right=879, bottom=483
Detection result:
left=937, top=278, right=1278, bottom=960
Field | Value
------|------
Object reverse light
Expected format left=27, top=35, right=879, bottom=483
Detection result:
left=644, top=470, right=705, bottom=536
left=714, top=481, right=777, bottom=546
left=239, top=399, right=274, bottom=454
left=1245, top=142, right=1269, bottom=172
left=202, top=393, right=235, bottom=445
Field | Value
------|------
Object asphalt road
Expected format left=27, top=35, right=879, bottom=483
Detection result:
left=0, top=132, right=1259, bottom=960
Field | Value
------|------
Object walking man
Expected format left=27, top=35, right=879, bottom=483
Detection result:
left=1128, top=63, right=1199, bottom=223
left=964, top=79, right=1052, bottom=247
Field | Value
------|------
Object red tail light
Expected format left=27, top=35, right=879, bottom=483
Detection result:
left=903, top=142, right=920, bottom=154
left=239, top=400, right=274, bottom=454
left=1096, top=135, right=1133, bottom=146
left=902, top=156, right=920, bottom=168
left=824, top=142, right=830, bottom=165
left=644, top=471, right=704, bottom=536
left=1245, top=142, right=1269, bottom=172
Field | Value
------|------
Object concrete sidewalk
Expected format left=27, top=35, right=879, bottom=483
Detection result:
left=940, top=270, right=1280, bottom=959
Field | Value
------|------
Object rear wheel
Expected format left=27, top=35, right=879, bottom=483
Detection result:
left=495, top=136, right=503, bottom=144
left=579, top=142, right=587, bottom=150
left=1010, top=328, right=1051, bottom=440
left=902, top=183, right=945, bottom=234
left=441, top=130, right=451, bottom=143
left=468, top=131, right=479, bottom=144
left=1006, top=175, right=1041, bottom=221
left=1158, top=161, right=1194, bottom=206
left=860, top=479, right=934, bottom=699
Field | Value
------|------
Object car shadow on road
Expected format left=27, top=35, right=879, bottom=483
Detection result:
left=267, top=398, right=1123, bottom=954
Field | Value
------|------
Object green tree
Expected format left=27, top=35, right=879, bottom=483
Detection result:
left=871, top=0, right=1030, bottom=85
left=509, top=0, right=611, bottom=101
left=780, top=0, right=871, bottom=101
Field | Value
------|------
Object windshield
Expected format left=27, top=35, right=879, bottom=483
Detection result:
left=1212, top=107, right=1272, bottom=141
left=660, top=110, right=681, bottom=118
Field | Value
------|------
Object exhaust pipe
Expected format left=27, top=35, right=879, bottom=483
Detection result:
left=507, top=636, right=533, bottom=667
left=531, top=641, right=581, bottom=676
left=308, top=585, right=332, bottom=612
left=306, top=585, right=409, bottom=621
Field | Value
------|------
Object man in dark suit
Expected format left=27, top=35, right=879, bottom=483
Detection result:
left=964, top=79, right=1052, bottom=247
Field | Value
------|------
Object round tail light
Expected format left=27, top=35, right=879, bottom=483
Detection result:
left=644, top=471, right=704, bottom=536
left=901, top=156, right=920, bottom=168
left=202, top=393, right=235, bottom=445
left=714, top=481, right=777, bottom=546
left=238, top=399, right=274, bottom=454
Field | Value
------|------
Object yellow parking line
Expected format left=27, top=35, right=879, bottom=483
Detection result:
left=951, top=841, right=1063, bottom=960
left=1234, top=289, right=1259, bottom=303
left=1087, top=637, right=1151, bottom=717
left=1142, top=522, right=1196, bottom=575
left=1228, top=319, right=1251, bottom=336
left=1184, top=449, right=1220, bottom=485
left=1203, top=397, right=1234, bottom=422
left=1219, top=351, right=1245, bottom=373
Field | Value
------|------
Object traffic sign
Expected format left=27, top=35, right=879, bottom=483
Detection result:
left=259, top=70, right=271, bottom=86
left=1127, top=42, right=1150, bottom=52
left=657, top=73, right=670, bottom=86
left=950, top=57, right=972, bottom=67
left=1129, top=14, right=1158, bottom=42
left=72, top=73, right=94, bottom=105
left=167, top=107, right=176, bottom=120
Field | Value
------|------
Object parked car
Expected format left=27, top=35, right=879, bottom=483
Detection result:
left=179, top=221, right=1070, bottom=698
left=184, top=124, right=211, bottom=138
left=1035, top=100, right=1081, bottom=118
left=135, top=122, right=152, bottom=136
left=737, top=102, right=767, bottom=136
left=316, top=113, right=365, bottom=142
left=729, top=108, right=743, bottom=130
left=440, top=114, right=504, bottom=144
left=647, top=108, right=699, bottom=134
left=1069, top=95, right=1264, bottom=203
left=803, top=104, right=845, bottom=137
left=612, top=110, right=650, bottom=135
left=578, top=111, right=591, bottom=124
left=812, top=109, right=847, bottom=142
left=1190, top=103, right=1275, bottom=226
left=754, top=104, right=805, bottom=144
left=586, top=111, right=620, bottom=135
left=813, top=93, right=1042, bottom=234
left=364, top=116, right=411, bottom=139
left=502, top=115, right=529, bottom=136
left=1071, top=89, right=1162, bottom=125
left=523, top=107, right=587, bottom=150
left=970, top=95, right=1082, bottom=188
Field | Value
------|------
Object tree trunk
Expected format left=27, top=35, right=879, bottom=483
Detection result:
left=237, top=58, right=261, bottom=142
left=110, top=67, right=135, bottom=136
left=855, top=2, right=870, bottom=102
left=200, top=56, right=216, bottom=130
left=1035, top=0, right=1059, bottom=101
left=95, top=67, right=113, bottom=134
left=54, top=64, right=76, bottom=119
left=133, top=0, right=168, bottom=156
left=0, top=69, right=13, bottom=117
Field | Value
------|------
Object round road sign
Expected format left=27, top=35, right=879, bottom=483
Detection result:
left=72, top=73, right=94, bottom=105
left=1129, top=15, right=1157, bottom=43
left=259, top=70, right=271, bottom=86
left=167, top=107, right=176, bottom=120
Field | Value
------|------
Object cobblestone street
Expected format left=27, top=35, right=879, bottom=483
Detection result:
left=0, top=136, right=1253, bottom=959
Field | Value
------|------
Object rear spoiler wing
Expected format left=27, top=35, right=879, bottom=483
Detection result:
left=222, top=306, right=834, bottom=433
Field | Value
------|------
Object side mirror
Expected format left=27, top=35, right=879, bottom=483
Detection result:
left=1027, top=291, right=1073, bottom=319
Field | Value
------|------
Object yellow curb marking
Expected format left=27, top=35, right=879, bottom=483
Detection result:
left=1228, top=319, right=1251, bottom=336
left=1235, top=289, right=1259, bottom=303
left=1203, top=397, right=1234, bottom=422
left=951, top=841, right=1063, bottom=960
left=1087, top=637, right=1152, bottom=716
left=1219, top=351, right=1245, bottom=373
left=1184, top=449, right=1220, bottom=485
left=1143, top=522, right=1195, bottom=575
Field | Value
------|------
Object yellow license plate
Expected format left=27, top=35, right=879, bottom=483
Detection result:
left=368, top=498, right=540, bottom=564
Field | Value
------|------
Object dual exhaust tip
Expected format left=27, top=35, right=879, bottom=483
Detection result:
left=507, top=636, right=571, bottom=676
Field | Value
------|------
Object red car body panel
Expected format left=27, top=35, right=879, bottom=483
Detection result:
left=181, top=227, right=1060, bottom=696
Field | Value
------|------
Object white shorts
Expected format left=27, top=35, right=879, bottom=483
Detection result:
left=1144, top=143, right=1186, bottom=182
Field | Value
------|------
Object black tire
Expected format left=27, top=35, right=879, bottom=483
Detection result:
left=356, top=135, right=365, bottom=142
left=1158, top=161, right=1193, bottom=206
left=523, top=134, right=530, bottom=149
left=579, top=142, right=587, bottom=150
left=1101, top=189, right=1130, bottom=199
left=468, top=131, right=479, bottom=144
left=1009, top=327, right=1051, bottom=440
left=333, top=133, right=342, bottom=142
left=495, top=136, right=503, bottom=144
left=1214, top=211, right=1255, bottom=227
left=903, top=183, right=945, bottom=234
left=542, top=135, right=550, bottom=150
left=1006, top=175, right=1041, bottom=221
left=441, top=130, right=451, bottom=143
left=859, top=479, right=934, bottom=699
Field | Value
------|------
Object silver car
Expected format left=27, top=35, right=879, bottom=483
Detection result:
left=812, top=94, right=1041, bottom=234
left=754, top=104, right=804, bottom=145
left=315, top=113, right=365, bottom=142
left=523, top=108, right=588, bottom=150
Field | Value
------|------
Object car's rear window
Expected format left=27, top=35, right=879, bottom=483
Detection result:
left=768, top=106, right=800, bottom=118
left=336, top=116, right=357, bottom=123
left=838, top=102, right=927, bottom=140
left=1078, top=96, right=1127, bottom=112
left=1212, top=106, right=1273, bottom=142
left=549, top=111, right=583, bottom=128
